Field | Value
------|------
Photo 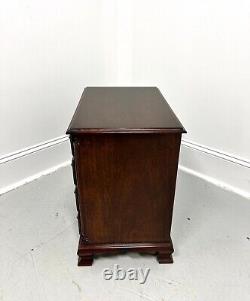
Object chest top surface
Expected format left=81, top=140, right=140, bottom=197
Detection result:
left=67, top=87, right=186, bottom=134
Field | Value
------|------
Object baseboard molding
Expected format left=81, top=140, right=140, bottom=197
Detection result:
left=0, top=161, right=71, bottom=196
left=0, top=135, right=69, bottom=165
left=0, top=136, right=249, bottom=199
left=181, top=139, right=250, bottom=168
left=180, top=139, right=250, bottom=200
left=179, top=165, right=250, bottom=200
left=0, top=136, right=71, bottom=195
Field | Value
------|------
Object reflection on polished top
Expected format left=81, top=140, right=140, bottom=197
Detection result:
left=67, top=87, right=186, bottom=134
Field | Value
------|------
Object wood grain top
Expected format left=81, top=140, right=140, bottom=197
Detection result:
left=67, top=87, right=186, bottom=134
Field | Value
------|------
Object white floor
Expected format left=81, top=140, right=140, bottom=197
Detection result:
left=0, top=166, right=250, bottom=301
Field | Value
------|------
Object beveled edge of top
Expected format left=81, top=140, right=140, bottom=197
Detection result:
left=66, top=87, right=187, bottom=135
left=67, top=127, right=186, bottom=135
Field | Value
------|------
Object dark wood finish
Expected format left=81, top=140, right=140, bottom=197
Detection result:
left=66, top=87, right=186, bottom=134
left=78, top=254, right=93, bottom=266
left=67, top=87, right=186, bottom=266
left=78, top=241, right=174, bottom=265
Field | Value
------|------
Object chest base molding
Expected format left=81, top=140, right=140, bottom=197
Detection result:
left=77, top=239, right=174, bottom=266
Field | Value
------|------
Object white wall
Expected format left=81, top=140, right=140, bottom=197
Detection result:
left=0, top=0, right=118, bottom=156
left=0, top=0, right=120, bottom=192
left=0, top=0, right=249, bottom=197
left=131, top=0, right=250, bottom=161
left=129, top=0, right=250, bottom=197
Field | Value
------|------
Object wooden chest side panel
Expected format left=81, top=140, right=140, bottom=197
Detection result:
left=74, top=133, right=181, bottom=244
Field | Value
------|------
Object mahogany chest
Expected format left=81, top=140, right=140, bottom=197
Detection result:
left=66, top=87, right=186, bottom=266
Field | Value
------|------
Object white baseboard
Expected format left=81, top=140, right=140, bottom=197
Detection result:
left=0, top=136, right=71, bottom=195
left=0, top=161, right=71, bottom=196
left=180, top=139, right=250, bottom=199
left=0, top=135, right=69, bottom=165
left=0, top=135, right=249, bottom=200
